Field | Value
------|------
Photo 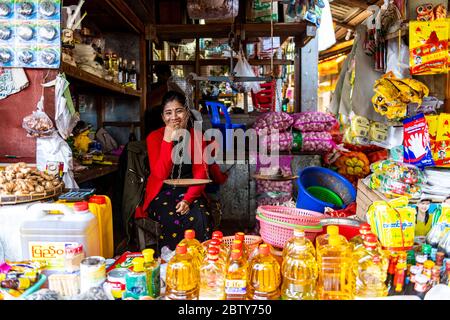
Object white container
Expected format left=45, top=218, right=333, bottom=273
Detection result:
left=20, top=203, right=100, bottom=271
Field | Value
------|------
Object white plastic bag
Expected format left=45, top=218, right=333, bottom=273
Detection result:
left=36, top=132, right=78, bottom=188
left=22, top=95, right=56, bottom=138
left=318, top=0, right=336, bottom=51
left=386, top=38, right=410, bottom=79
left=233, top=53, right=261, bottom=93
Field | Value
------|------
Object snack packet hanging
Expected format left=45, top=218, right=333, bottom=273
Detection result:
left=403, top=113, right=434, bottom=168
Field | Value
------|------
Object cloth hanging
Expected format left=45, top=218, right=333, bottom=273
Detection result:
left=0, top=68, right=29, bottom=100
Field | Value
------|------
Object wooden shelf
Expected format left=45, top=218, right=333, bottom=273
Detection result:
left=153, top=60, right=195, bottom=66
left=243, top=22, right=315, bottom=38
left=199, top=58, right=294, bottom=66
left=61, top=62, right=142, bottom=98
left=74, top=164, right=119, bottom=184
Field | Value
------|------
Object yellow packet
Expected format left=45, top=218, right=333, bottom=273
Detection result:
left=437, top=205, right=450, bottom=232
left=436, top=113, right=450, bottom=141
left=426, top=115, right=439, bottom=140
left=369, top=121, right=388, bottom=142
left=351, top=115, right=370, bottom=137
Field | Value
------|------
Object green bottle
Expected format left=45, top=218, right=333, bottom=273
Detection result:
left=124, top=257, right=149, bottom=299
left=143, top=249, right=161, bottom=298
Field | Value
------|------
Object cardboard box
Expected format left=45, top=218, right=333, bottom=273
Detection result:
left=356, top=179, right=388, bottom=221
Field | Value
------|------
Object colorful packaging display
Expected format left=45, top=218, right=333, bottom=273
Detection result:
left=403, top=113, right=435, bottom=168
left=370, top=160, right=426, bottom=185
left=431, top=113, right=450, bottom=166
left=367, top=197, right=416, bottom=250
left=0, top=0, right=61, bottom=68
left=343, top=114, right=389, bottom=146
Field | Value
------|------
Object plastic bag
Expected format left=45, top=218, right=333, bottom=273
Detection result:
left=233, top=53, right=261, bottom=93
left=370, top=159, right=426, bottom=185
left=187, top=0, right=238, bottom=20
left=403, top=113, right=435, bottom=168
left=301, top=131, right=335, bottom=153
left=385, top=38, right=410, bottom=79
left=96, top=128, right=118, bottom=154
left=292, top=111, right=337, bottom=132
left=253, top=112, right=293, bottom=135
left=369, top=174, right=422, bottom=199
left=22, top=96, right=55, bottom=138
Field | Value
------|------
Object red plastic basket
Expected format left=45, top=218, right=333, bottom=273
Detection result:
left=257, top=206, right=326, bottom=226
left=256, top=214, right=323, bottom=249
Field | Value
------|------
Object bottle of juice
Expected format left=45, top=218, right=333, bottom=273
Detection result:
left=281, top=233, right=318, bottom=300
left=179, top=229, right=205, bottom=270
left=142, top=248, right=160, bottom=298
left=124, top=257, right=149, bottom=299
left=317, top=234, right=354, bottom=300
left=349, top=223, right=373, bottom=250
left=199, top=247, right=226, bottom=300
left=282, top=228, right=315, bottom=258
left=247, top=244, right=281, bottom=300
left=165, top=243, right=199, bottom=300
left=234, top=232, right=248, bottom=259
left=225, top=249, right=248, bottom=300
left=353, top=234, right=389, bottom=298
left=316, top=225, right=348, bottom=255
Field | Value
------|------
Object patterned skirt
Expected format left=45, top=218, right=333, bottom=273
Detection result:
left=148, top=184, right=213, bottom=251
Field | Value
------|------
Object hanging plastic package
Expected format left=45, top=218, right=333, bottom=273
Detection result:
left=36, top=132, right=78, bottom=188
left=42, top=73, right=80, bottom=140
left=0, top=67, right=29, bottom=100
left=317, top=0, right=336, bottom=51
left=385, top=38, right=410, bottom=79
left=233, top=52, right=261, bottom=93
left=403, top=113, right=434, bottom=168
left=22, top=95, right=56, bottom=138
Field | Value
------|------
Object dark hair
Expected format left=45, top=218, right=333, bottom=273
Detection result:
left=416, top=203, right=431, bottom=225
left=161, top=90, right=187, bottom=110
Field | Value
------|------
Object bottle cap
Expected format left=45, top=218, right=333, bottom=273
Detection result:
left=235, top=232, right=245, bottom=242
left=230, top=249, right=242, bottom=260
left=142, top=249, right=155, bottom=262
left=184, top=229, right=195, bottom=240
left=432, top=266, right=441, bottom=277
left=176, top=243, right=187, bottom=254
left=89, top=195, right=106, bottom=205
left=360, top=223, right=371, bottom=235
left=436, top=252, right=445, bottom=266
left=326, top=225, right=339, bottom=236
left=74, top=201, right=89, bottom=212
left=207, top=247, right=220, bottom=256
left=132, top=257, right=145, bottom=272
left=293, top=228, right=305, bottom=237
left=422, top=244, right=432, bottom=254
left=363, top=234, right=378, bottom=248
left=212, top=231, right=223, bottom=240
left=231, top=240, right=242, bottom=250
left=259, top=244, right=270, bottom=255
left=424, top=260, right=435, bottom=270
left=329, top=234, right=340, bottom=246
left=409, top=265, right=420, bottom=275
left=415, top=254, right=427, bottom=264
left=209, top=239, right=221, bottom=247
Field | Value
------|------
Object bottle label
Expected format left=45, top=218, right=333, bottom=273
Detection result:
left=146, top=264, right=160, bottom=298
left=414, top=281, right=427, bottom=293
left=225, top=280, right=246, bottom=295
left=125, top=274, right=149, bottom=299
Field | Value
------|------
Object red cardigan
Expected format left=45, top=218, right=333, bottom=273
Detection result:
left=140, top=127, right=208, bottom=217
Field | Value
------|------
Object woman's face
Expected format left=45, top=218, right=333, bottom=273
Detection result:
left=418, top=201, right=430, bottom=214
left=162, top=100, right=188, bottom=129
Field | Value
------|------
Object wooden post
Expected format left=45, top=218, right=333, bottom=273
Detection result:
left=140, top=35, right=148, bottom=139
left=96, top=95, right=104, bottom=130
left=195, top=38, right=200, bottom=110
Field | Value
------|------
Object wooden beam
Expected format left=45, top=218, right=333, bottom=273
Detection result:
left=332, top=0, right=370, bottom=10
left=333, top=20, right=356, bottom=31
left=154, top=24, right=234, bottom=40
left=105, top=0, right=145, bottom=34
left=320, top=39, right=354, bottom=59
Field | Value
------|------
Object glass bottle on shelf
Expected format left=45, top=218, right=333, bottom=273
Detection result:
left=123, top=59, right=129, bottom=85
left=129, top=60, right=138, bottom=90
left=111, top=53, right=119, bottom=83
left=118, top=57, right=124, bottom=84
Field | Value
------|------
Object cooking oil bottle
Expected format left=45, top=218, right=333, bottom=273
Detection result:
left=352, top=234, right=389, bottom=298
left=282, top=228, right=316, bottom=258
left=281, top=234, right=318, bottom=300
left=142, top=248, right=160, bottom=299
left=234, top=232, right=248, bottom=259
left=209, top=238, right=228, bottom=263
left=225, top=249, right=248, bottom=300
left=349, top=223, right=374, bottom=250
left=179, top=229, right=205, bottom=270
left=247, top=244, right=281, bottom=300
left=165, top=243, right=199, bottom=300
left=317, top=234, right=354, bottom=300
left=199, top=247, right=226, bottom=300
left=226, top=240, right=244, bottom=264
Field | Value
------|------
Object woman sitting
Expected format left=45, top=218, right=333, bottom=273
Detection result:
left=142, top=91, right=213, bottom=251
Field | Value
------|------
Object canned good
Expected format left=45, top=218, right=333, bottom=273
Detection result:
left=80, top=256, right=106, bottom=293
left=106, top=268, right=129, bottom=300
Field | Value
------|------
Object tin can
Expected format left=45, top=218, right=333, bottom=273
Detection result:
left=80, top=256, right=106, bottom=293
left=106, top=268, right=129, bottom=300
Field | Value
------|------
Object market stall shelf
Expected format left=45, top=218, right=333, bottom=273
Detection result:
left=0, top=182, right=64, bottom=205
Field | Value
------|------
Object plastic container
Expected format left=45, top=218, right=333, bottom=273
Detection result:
left=247, top=244, right=281, bottom=300
left=57, top=195, right=114, bottom=258
left=281, top=233, right=318, bottom=300
left=179, top=229, right=206, bottom=270
left=306, top=186, right=344, bottom=208
left=165, top=243, right=199, bottom=300
left=319, top=218, right=363, bottom=241
left=20, top=203, right=100, bottom=272
left=224, top=249, right=248, bottom=300
left=282, top=228, right=316, bottom=258
left=199, top=247, right=225, bottom=300
left=296, top=167, right=356, bottom=213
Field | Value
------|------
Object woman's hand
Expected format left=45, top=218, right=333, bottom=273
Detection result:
left=176, top=200, right=190, bottom=215
left=163, top=125, right=176, bottom=142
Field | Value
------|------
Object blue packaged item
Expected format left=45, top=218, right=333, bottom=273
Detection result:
left=15, top=0, right=37, bottom=20
left=403, top=113, right=435, bottom=168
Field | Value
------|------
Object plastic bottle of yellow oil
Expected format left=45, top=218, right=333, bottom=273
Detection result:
left=225, top=249, right=248, bottom=300
left=281, top=234, right=318, bottom=300
left=282, top=228, right=316, bottom=258
left=352, top=234, right=389, bottom=298
left=247, top=244, right=281, bottom=300
left=316, top=225, right=348, bottom=254
left=199, top=247, right=226, bottom=300
left=234, top=232, right=248, bottom=259
left=317, top=234, right=354, bottom=300
left=165, top=243, right=199, bottom=300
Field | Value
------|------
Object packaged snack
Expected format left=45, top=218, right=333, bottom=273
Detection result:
left=22, top=95, right=55, bottom=137
left=15, top=0, right=37, bottom=20
left=292, top=111, right=337, bottom=132
left=37, top=0, right=60, bottom=20
left=370, top=174, right=422, bottom=199
left=370, top=159, right=426, bottom=185
left=0, top=1, right=14, bottom=18
left=403, top=113, right=435, bottom=168
left=343, top=114, right=370, bottom=145
left=367, top=198, right=416, bottom=250
left=369, top=121, right=388, bottom=142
